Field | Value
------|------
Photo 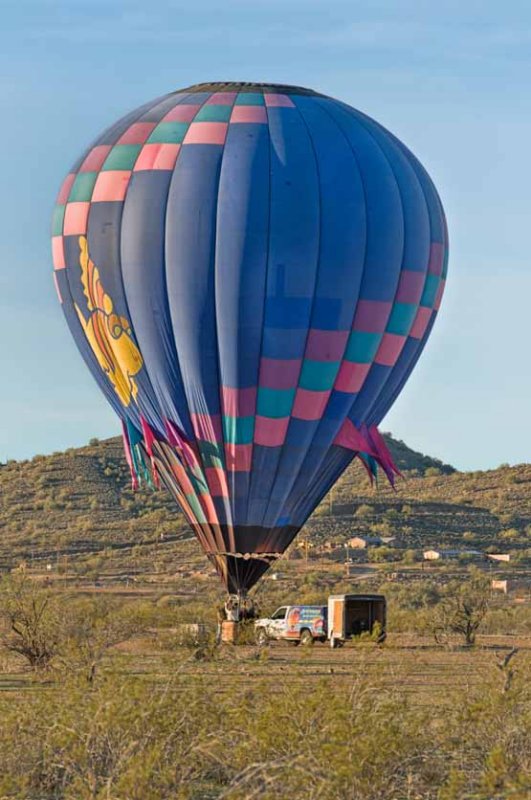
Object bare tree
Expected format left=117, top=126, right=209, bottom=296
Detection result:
left=433, top=570, right=491, bottom=646
left=60, top=598, right=143, bottom=682
left=0, top=573, right=62, bottom=669
left=496, top=647, right=519, bottom=693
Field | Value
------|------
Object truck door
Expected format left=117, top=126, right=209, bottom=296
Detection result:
left=268, top=607, right=288, bottom=638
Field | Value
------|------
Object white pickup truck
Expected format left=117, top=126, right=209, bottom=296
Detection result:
left=254, top=605, right=327, bottom=646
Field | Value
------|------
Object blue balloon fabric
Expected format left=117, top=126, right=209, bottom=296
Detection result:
left=51, top=82, right=448, bottom=593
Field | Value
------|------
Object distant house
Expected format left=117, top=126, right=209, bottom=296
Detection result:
left=319, top=540, right=342, bottom=553
left=492, top=578, right=530, bottom=597
left=487, top=553, right=511, bottom=563
left=491, top=579, right=508, bottom=594
left=347, top=535, right=395, bottom=549
left=423, top=549, right=483, bottom=561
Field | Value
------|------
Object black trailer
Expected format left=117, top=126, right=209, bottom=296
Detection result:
left=327, top=594, right=386, bottom=647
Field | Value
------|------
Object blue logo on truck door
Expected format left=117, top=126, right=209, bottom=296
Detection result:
left=285, top=606, right=326, bottom=638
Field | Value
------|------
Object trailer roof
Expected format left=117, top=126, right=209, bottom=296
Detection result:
left=328, top=594, right=386, bottom=601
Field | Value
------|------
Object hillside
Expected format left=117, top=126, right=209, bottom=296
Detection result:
left=0, top=435, right=529, bottom=584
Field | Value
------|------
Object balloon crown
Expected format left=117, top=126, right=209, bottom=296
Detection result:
left=178, top=81, right=323, bottom=96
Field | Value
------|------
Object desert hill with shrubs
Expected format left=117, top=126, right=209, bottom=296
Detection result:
left=0, top=435, right=529, bottom=581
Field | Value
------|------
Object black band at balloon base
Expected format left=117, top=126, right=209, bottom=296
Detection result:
left=188, top=523, right=301, bottom=593
left=207, top=553, right=276, bottom=595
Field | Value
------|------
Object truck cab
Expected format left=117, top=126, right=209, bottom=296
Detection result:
left=255, top=605, right=327, bottom=646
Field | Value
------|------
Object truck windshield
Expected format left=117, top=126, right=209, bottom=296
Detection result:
left=271, top=607, right=287, bottom=620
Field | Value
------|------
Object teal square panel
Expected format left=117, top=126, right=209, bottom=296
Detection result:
left=257, top=387, right=295, bottom=418
left=102, top=145, right=142, bottom=171
left=420, top=274, right=440, bottom=308
left=386, top=303, right=418, bottom=336
left=195, top=105, right=232, bottom=122
left=147, top=122, right=189, bottom=144
left=222, top=415, right=255, bottom=445
left=198, top=440, right=224, bottom=469
left=51, top=205, right=65, bottom=236
left=68, top=172, right=97, bottom=202
left=234, top=92, right=265, bottom=106
left=344, top=331, right=382, bottom=363
left=299, top=360, right=339, bottom=391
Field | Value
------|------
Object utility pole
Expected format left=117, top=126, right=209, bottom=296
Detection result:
left=328, top=488, right=334, bottom=516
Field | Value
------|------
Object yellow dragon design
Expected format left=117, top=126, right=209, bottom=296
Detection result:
left=74, top=236, right=143, bottom=407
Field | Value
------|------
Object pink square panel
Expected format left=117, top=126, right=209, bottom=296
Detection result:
left=134, top=143, right=180, bottom=171
left=410, top=307, right=432, bottom=340
left=224, top=443, right=253, bottom=472
left=184, top=122, right=228, bottom=145
left=434, top=279, right=446, bottom=310
left=56, top=173, right=76, bottom=204
left=170, top=460, right=195, bottom=496
left=63, top=202, right=90, bottom=235
left=92, top=171, right=132, bottom=202
left=191, top=413, right=223, bottom=443
left=352, top=300, right=392, bottom=333
left=334, top=362, right=371, bottom=393
left=117, top=122, right=156, bottom=145
left=206, top=92, right=237, bottom=105
left=259, top=358, right=301, bottom=390
left=51, top=236, right=66, bottom=270
left=305, top=329, right=349, bottom=361
left=374, top=333, right=406, bottom=366
left=292, top=388, right=330, bottom=421
left=163, top=104, right=201, bottom=122
left=199, top=492, right=220, bottom=523
left=230, top=106, right=268, bottom=123
left=222, top=386, right=256, bottom=417
left=254, top=416, right=289, bottom=447
left=396, top=270, right=425, bottom=304
left=205, top=467, right=229, bottom=498
left=79, top=146, right=112, bottom=173
left=265, top=94, right=295, bottom=107
left=428, top=242, right=444, bottom=276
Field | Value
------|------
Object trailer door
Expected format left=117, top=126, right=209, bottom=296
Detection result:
left=332, top=598, right=344, bottom=638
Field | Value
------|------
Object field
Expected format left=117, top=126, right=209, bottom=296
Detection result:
left=0, top=609, right=529, bottom=799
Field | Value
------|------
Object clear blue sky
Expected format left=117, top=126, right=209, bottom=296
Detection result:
left=1, top=1, right=530, bottom=470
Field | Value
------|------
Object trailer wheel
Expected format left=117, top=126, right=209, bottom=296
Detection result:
left=255, top=628, right=269, bottom=647
left=300, top=629, right=314, bottom=647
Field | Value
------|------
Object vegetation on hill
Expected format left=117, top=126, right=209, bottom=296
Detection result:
left=0, top=435, right=529, bottom=591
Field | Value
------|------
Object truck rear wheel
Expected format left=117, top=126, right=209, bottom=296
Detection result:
left=300, top=629, right=314, bottom=647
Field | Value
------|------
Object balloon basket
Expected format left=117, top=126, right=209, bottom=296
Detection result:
left=221, top=620, right=240, bottom=645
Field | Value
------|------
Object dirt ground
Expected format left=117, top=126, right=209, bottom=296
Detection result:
left=99, top=631, right=530, bottom=707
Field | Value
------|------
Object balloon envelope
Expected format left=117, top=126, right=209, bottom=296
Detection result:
left=51, top=82, right=448, bottom=593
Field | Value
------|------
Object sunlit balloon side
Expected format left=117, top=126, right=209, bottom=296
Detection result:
left=51, top=82, right=448, bottom=595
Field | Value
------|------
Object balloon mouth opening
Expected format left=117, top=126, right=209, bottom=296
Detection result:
left=213, top=552, right=280, bottom=562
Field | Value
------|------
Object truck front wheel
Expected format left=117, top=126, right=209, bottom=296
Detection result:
left=300, top=629, right=314, bottom=647
left=256, top=628, right=269, bottom=647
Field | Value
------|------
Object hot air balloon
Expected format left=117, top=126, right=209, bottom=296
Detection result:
left=51, top=82, right=448, bottom=597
